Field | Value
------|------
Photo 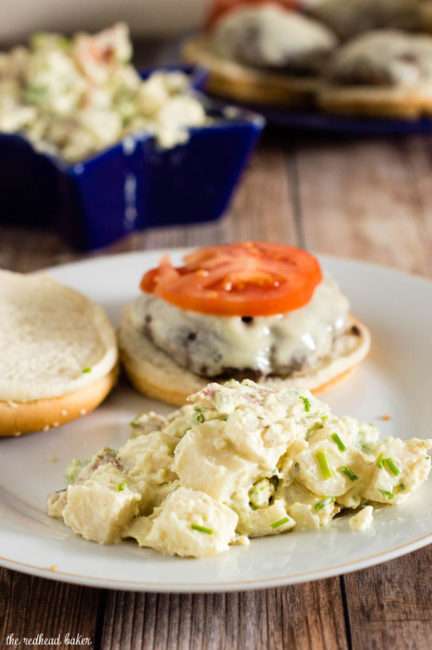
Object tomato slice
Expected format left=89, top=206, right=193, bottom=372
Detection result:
left=140, top=242, right=322, bottom=317
left=205, top=0, right=301, bottom=31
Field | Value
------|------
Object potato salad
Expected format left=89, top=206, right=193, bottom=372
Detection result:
left=48, top=380, right=432, bottom=558
left=0, top=23, right=207, bottom=163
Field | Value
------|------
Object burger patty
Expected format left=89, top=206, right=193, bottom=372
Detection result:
left=134, top=274, right=350, bottom=380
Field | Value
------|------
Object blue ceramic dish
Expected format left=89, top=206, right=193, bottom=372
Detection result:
left=206, top=91, right=432, bottom=135
left=0, top=65, right=264, bottom=250
left=244, top=104, right=432, bottom=135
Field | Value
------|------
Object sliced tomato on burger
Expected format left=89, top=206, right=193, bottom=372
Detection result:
left=140, top=242, right=322, bottom=317
left=205, top=0, right=301, bottom=31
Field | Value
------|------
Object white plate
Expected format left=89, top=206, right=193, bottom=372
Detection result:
left=1, top=250, right=432, bottom=593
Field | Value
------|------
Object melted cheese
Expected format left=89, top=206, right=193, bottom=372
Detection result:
left=306, top=0, right=420, bottom=40
left=327, top=30, right=432, bottom=87
left=131, top=274, right=349, bottom=377
left=211, top=4, right=337, bottom=72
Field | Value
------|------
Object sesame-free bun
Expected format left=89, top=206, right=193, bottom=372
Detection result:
left=0, top=270, right=119, bottom=436
left=182, top=36, right=319, bottom=108
left=118, top=302, right=371, bottom=407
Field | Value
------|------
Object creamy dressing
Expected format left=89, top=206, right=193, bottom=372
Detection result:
left=211, top=5, right=337, bottom=73
left=327, top=30, right=432, bottom=87
left=349, top=505, right=374, bottom=531
left=131, top=274, right=350, bottom=378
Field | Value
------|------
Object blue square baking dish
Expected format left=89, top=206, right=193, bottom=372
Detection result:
left=0, top=65, right=265, bottom=250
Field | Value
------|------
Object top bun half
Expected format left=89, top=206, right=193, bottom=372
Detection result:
left=0, top=270, right=118, bottom=402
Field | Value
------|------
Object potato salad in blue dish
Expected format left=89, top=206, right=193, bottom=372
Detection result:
left=0, top=23, right=207, bottom=163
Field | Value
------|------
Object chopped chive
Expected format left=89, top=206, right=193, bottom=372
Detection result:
left=316, top=449, right=335, bottom=480
left=191, top=523, right=213, bottom=535
left=331, top=433, right=346, bottom=452
left=130, top=417, right=141, bottom=428
left=192, top=407, right=205, bottom=424
left=376, top=454, right=385, bottom=469
left=270, top=517, right=290, bottom=529
left=384, top=457, right=400, bottom=477
left=116, top=482, right=128, bottom=492
left=82, top=367, right=91, bottom=374
left=378, top=488, right=394, bottom=500
left=300, top=396, right=311, bottom=412
left=340, top=466, right=359, bottom=481
left=315, top=496, right=335, bottom=511
left=308, top=422, right=323, bottom=433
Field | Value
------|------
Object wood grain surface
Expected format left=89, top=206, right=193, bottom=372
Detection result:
left=1, top=133, right=432, bottom=650
left=1, top=43, right=432, bottom=648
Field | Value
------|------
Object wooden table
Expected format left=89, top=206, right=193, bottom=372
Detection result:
left=2, top=128, right=432, bottom=649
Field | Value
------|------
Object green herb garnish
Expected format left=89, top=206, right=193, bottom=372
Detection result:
left=307, top=422, right=324, bottom=438
left=270, top=517, right=290, bottom=529
left=378, top=488, right=394, bottom=500
left=300, top=396, right=311, bottom=412
left=315, top=496, right=335, bottom=511
left=191, top=524, right=213, bottom=535
left=376, top=454, right=385, bottom=469
left=25, top=85, right=48, bottom=104
left=340, top=466, right=359, bottom=481
left=191, top=407, right=205, bottom=425
left=82, top=367, right=91, bottom=374
left=331, top=433, right=346, bottom=452
left=316, top=449, right=335, bottom=480
left=64, top=458, right=88, bottom=484
left=384, top=457, right=400, bottom=477
left=116, top=482, right=128, bottom=492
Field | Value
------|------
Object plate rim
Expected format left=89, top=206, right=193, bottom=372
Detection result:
left=1, top=528, right=432, bottom=593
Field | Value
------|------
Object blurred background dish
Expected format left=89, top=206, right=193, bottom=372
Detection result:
left=184, top=0, right=432, bottom=129
left=0, top=24, right=264, bottom=249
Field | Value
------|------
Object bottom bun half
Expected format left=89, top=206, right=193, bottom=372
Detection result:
left=118, top=309, right=371, bottom=407
left=0, top=365, right=119, bottom=437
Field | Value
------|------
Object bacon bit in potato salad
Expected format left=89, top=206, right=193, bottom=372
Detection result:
left=47, top=380, right=432, bottom=558
left=0, top=23, right=207, bottom=163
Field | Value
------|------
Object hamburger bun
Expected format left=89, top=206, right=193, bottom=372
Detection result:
left=318, top=30, right=432, bottom=119
left=182, top=35, right=319, bottom=108
left=0, top=270, right=118, bottom=436
left=182, top=5, right=338, bottom=108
